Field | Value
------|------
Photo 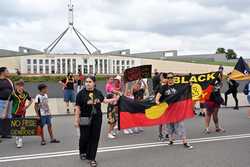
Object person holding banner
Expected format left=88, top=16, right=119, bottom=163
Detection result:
left=75, top=76, right=118, bottom=167
left=156, top=72, right=193, bottom=149
left=224, top=73, right=239, bottom=110
left=10, top=80, right=33, bottom=148
left=204, top=76, right=225, bottom=134
left=0, top=67, right=14, bottom=140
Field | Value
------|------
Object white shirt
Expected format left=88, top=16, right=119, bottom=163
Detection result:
left=35, top=94, right=50, bottom=116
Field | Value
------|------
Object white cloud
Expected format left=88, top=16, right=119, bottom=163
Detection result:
left=0, top=0, right=250, bottom=57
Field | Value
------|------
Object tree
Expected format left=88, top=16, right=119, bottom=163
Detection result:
left=216, top=48, right=226, bottom=54
left=215, top=48, right=237, bottom=59
left=226, top=49, right=237, bottom=59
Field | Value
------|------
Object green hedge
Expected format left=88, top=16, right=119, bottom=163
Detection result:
left=10, top=75, right=107, bottom=83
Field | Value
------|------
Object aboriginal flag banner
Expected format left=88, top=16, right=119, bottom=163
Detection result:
left=228, top=57, right=250, bottom=80
left=173, top=72, right=220, bottom=101
left=118, top=84, right=194, bottom=129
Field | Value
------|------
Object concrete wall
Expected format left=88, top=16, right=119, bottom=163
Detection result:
left=142, top=59, right=234, bottom=74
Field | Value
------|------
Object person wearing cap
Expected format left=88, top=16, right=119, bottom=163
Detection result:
left=9, top=80, right=33, bottom=148
left=0, top=67, right=14, bottom=140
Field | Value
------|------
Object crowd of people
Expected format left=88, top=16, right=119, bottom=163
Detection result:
left=0, top=66, right=250, bottom=167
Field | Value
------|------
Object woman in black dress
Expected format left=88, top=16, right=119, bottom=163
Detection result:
left=74, top=76, right=117, bottom=167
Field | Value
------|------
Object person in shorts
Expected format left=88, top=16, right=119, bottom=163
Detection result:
left=59, top=73, right=76, bottom=114
left=34, top=84, right=60, bottom=145
left=156, top=72, right=193, bottom=149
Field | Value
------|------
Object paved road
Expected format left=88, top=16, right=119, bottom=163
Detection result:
left=0, top=107, right=249, bottom=167
left=24, top=80, right=249, bottom=98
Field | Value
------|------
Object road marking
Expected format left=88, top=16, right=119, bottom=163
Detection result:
left=0, top=133, right=250, bottom=163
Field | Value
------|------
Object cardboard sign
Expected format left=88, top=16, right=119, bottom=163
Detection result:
left=124, top=65, right=152, bottom=82
left=10, top=118, right=40, bottom=136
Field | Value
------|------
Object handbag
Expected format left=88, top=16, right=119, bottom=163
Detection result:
left=79, top=105, right=96, bottom=126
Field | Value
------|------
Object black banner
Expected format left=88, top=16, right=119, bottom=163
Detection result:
left=1, top=118, right=41, bottom=136
left=124, top=65, right=152, bottom=82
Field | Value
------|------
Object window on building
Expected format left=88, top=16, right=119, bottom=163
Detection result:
left=121, top=60, right=125, bottom=65
left=33, top=59, right=37, bottom=64
left=84, top=65, right=88, bottom=74
left=39, top=65, right=43, bottom=74
left=116, top=60, right=120, bottom=65
left=45, top=59, right=49, bottom=65
left=117, top=66, right=120, bottom=74
left=67, top=59, right=71, bottom=73
left=72, top=59, right=76, bottom=74
left=84, top=59, right=87, bottom=64
left=122, top=66, right=125, bottom=73
left=51, top=66, right=55, bottom=74
left=132, top=60, right=135, bottom=66
left=51, top=59, right=55, bottom=65
left=95, top=59, right=98, bottom=73
left=126, top=60, right=130, bottom=65
left=62, top=59, right=66, bottom=74
left=39, top=59, right=43, bottom=64
left=33, top=65, right=37, bottom=74
left=27, top=65, right=31, bottom=73
left=113, top=60, right=115, bottom=66
left=45, top=66, right=49, bottom=74
left=27, top=59, right=31, bottom=64
left=104, top=59, right=107, bottom=74
left=126, top=66, right=130, bottom=69
left=113, top=66, right=115, bottom=74
left=99, top=59, right=103, bottom=74
left=57, top=59, right=61, bottom=74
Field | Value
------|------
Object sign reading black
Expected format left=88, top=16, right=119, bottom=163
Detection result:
left=124, top=65, right=152, bottom=82
left=10, top=118, right=40, bottom=136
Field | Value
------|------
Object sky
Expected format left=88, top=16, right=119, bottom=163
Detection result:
left=0, top=0, right=250, bottom=57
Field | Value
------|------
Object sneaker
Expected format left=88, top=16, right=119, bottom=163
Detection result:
left=183, top=143, right=193, bottom=149
left=233, top=107, right=239, bottom=110
left=15, top=137, right=19, bottom=145
left=216, top=128, right=226, bottom=133
left=79, top=153, right=87, bottom=160
left=158, top=134, right=164, bottom=141
left=133, top=128, right=140, bottom=134
left=138, top=127, right=144, bottom=132
left=17, top=138, right=23, bottom=148
left=203, top=128, right=211, bottom=134
left=199, top=112, right=203, bottom=117
left=112, top=131, right=116, bottom=136
left=41, top=140, right=46, bottom=146
left=108, top=133, right=116, bottom=139
left=165, top=134, right=169, bottom=141
left=123, top=129, right=130, bottom=135
left=169, top=141, right=174, bottom=145
left=128, top=129, right=134, bottom=134
left=66, top=108, right=70, bottom=114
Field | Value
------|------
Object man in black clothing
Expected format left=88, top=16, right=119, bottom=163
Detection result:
left=152, top=69, right=161, bottom=94
left=225, top=74, right=239, bottom=110
left=0, top=67, right=14, bottom=139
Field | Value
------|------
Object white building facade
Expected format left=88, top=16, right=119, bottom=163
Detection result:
left=20, top=54, right=142, bottom=75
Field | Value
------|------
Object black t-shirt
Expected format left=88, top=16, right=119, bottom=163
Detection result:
left=61, top=77, right=75, bottom=90
left=75, top=88, right=104, bottom=117
left=228, top=80, right=238, bottom=91
left=152, top=74, right=160, bottom=91
left=159, top=84, right=177, bottom=101
left=133, top=88, right=145, bottom=101
left=0, top=78, right=13, bottom=100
